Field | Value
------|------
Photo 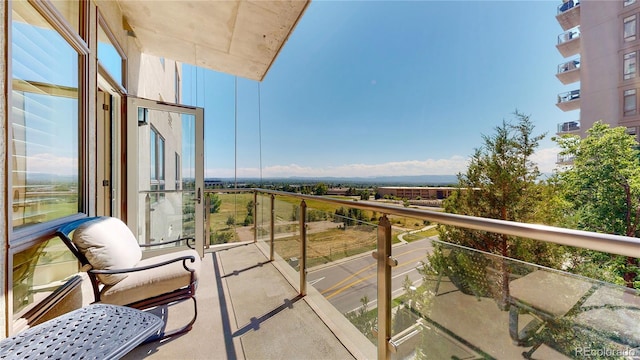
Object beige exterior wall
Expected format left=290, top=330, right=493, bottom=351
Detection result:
left=579, top=0, right=621, bottom=136
left=561, top=1, right=640, bottom=138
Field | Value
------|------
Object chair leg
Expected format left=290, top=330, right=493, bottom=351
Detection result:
left=142, top=296, right=198, bottom=344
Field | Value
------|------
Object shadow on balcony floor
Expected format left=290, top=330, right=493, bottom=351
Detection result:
left=124, top=243, right=355, bottom=360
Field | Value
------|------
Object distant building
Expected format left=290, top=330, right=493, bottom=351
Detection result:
left=554, top=1, right=640, bottom=148
left=376, top=187, right=458, bottom=200
left=327, top=188, right=351, bottom=196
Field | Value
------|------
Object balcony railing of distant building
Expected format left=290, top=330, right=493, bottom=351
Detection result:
left=557, top=153, right=576, bottom=164
left=557, top=0, right=580, bottom=14
left=557, top=58, right=580, bottom=75
left=557, top=120, right=580, bottom=133
left=557, top=27, right=580, bottom=45
left=197, top=188, right=640, bottom=360
left=557, top=89, right=580, bottom=104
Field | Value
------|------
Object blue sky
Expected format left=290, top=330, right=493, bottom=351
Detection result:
left=184, top=0, right=577, bottom=179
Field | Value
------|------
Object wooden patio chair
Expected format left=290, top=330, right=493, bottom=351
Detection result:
left=56, top=216, right=200, bottom=339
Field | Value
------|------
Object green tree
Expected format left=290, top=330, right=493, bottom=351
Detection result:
left=555, top=121, right=640, bottom=288
left=206, top=193, right=222, bottom=214
left=314, top=182, right=328, bottom=195
left=438, top=111, right=562, bottom=305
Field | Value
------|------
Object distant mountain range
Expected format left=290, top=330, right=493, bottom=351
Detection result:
left=211, top=175, right=459, bottom=186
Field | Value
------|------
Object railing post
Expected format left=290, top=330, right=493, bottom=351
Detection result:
left=270, top=194, right=275, bottom=261
left=254, top=191, right=258, bottom=243
left=299, top=200, right=307, bottom=296
left=377, top=215, right=392, bottom=360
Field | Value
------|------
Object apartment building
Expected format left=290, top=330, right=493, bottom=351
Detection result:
left=555, top=0, right=640, bottom=140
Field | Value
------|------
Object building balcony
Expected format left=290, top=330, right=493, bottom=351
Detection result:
left=556, top=0, right=580, bottom=31
left=557, top=153, right=576, bottom=165
left=556, top=28, right=580, bottom=58
left=118, top=189, right=640, bottom=359
left=557, top=120, right=580, bottom=134
left=556, top=90, right=581, bottom=111
left=556, top=58, right=580, bottom=85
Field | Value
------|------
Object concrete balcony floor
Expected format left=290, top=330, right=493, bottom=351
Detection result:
left=121, top=240, right=626, bottom=360
left=124, top=242, right=362, bottom=360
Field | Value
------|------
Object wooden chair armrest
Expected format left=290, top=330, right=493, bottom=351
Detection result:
left=88, top=255, right=197, bottom=275
left=139, top=237, right=195, bottom=249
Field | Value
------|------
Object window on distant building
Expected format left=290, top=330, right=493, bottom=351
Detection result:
left=625, top=0, right=637, bottom=7
left=625, top=15, right=637, bottom=42
left=624, top=89, right=637, bottom=116
left=150, top=126, right=165, bottom=202
left=624, top=51, right=637, bottom=80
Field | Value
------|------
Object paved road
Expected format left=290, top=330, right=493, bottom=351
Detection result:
left=307, top=237, right=435, bottom=314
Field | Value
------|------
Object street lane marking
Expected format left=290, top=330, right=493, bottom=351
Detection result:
left=318, top=247, right=426, bottom=295
left=325, top=254, right=427, bottom=300
left=308, top=277, right=325, bottom=286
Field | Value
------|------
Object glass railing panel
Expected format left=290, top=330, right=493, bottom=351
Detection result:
left=558, top=27, right=580, bottom=45
left=299, top=203, right=379, bottom=343
left=557, top=0, right=579, bottom=14
left=557, top=58, right=580, bottom=74
left=558, top=90, right=580, bottom=104
left=138, top=190, right=196, bottom=247
left=271, top=196, right=303, bottom=271
left=557, top=121, right=580, bottom=133
left=254, top=193, right=272, bottom=246
left=390, top=238, right=640, bottom=360
left=205, top=191, right=256, bottom=245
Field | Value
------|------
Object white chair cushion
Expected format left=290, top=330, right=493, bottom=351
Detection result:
left=99, top=249, right=201, bottom=306
left=73, top=217, right=142, bottom=285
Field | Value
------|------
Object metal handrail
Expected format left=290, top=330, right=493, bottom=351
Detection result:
left=252, top=188, right=640, bottom=258
left=209, top=187, right=640, bottom=360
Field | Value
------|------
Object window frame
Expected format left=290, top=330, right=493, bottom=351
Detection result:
left=624, top=88, right=638, bottom=116
left=7, top=0, right=91, bottom=333
left=625, top=15, right=637, bottom=42
left=624, top=51, right=637, bottom=80
left=9, top=0, right=90, bottom=245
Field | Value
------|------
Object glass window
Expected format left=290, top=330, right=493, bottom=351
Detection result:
left=624, top=89, right=637, bottom=116
left=13, top=236, right=78, bottom=319
left=624, top=51, right=637, bottom=80
left=625, top=15, right=637, bottom=42
left=625, top=0, right=637, bottom=7
left=11, top=0, right=80, bottom=230
left=97, top=22, right=123, bottom=86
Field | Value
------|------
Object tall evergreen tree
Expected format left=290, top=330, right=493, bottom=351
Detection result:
left=437, top=111, right=562, bottom=306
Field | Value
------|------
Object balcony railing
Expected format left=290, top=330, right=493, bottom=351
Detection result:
left=557, top=120, right=580, bottom=133
left=202, top=188, right=640, bottom=359
left=557, top=28, right=580, bottom=45
left=556, top=0, right=580, bottom=31
left=557, top=27, right=581, bottom=58
left=556, top=58, right=580, bottom=85
left=557, top=0, right=580, bottom=14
